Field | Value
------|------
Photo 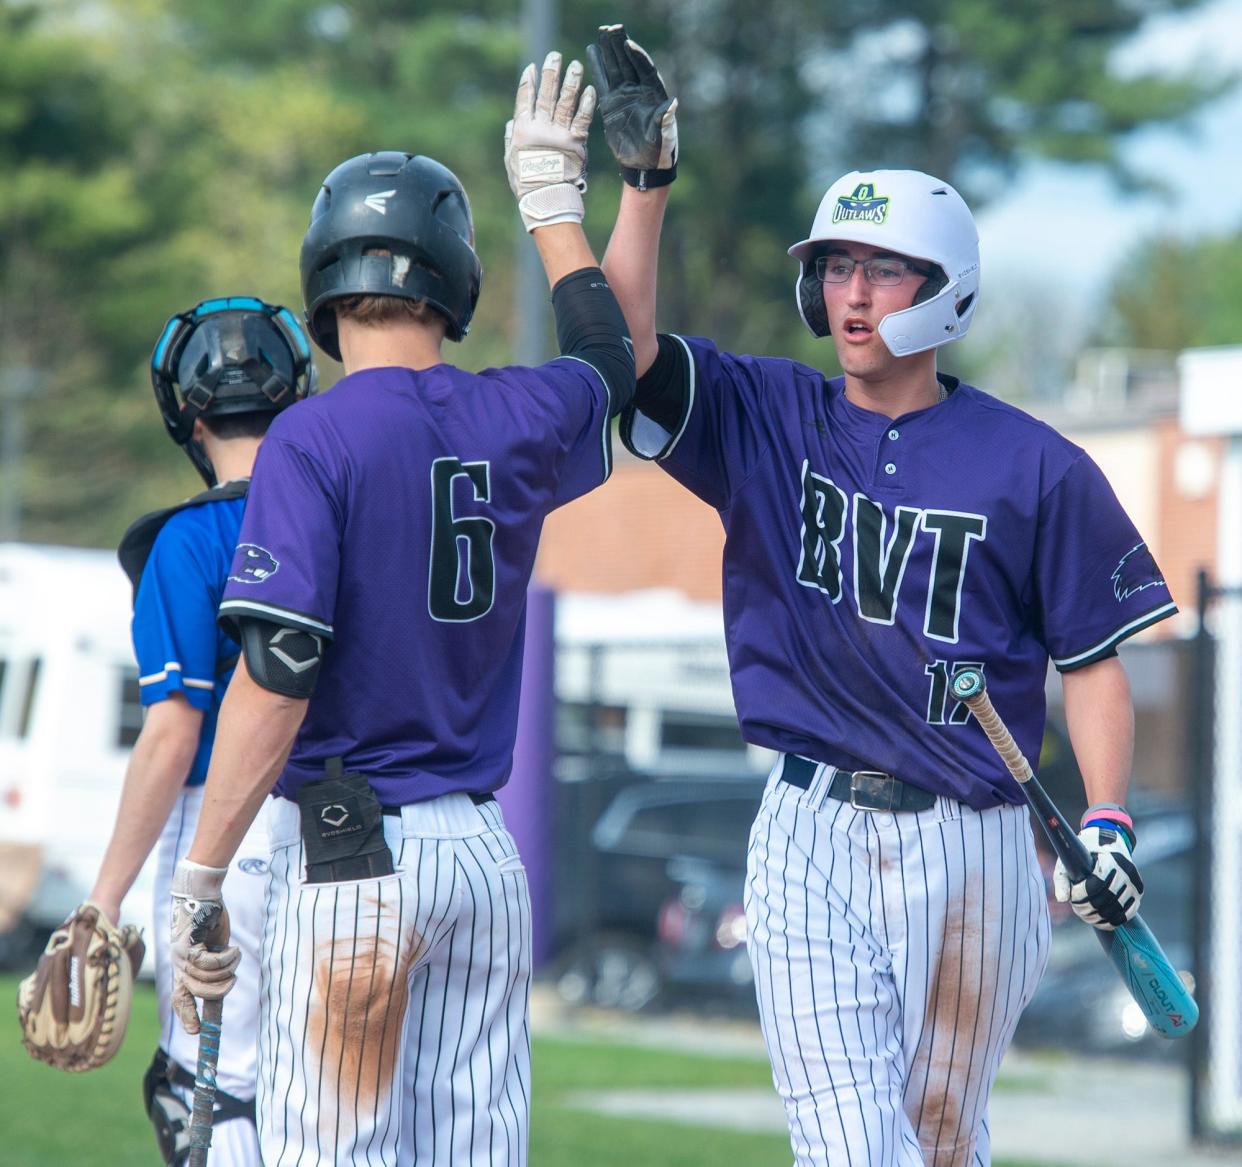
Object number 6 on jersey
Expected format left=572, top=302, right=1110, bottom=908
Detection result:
left=428, top=457, right=496, bottom=622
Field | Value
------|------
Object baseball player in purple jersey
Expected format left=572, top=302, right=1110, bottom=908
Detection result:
left=589, top=26, right=1172, bottom=1167
left=165, top=54, right=633, bottom=1166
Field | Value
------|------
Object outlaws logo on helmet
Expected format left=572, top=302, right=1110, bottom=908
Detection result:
left=229, top=544, right=279, bottom=584
left=832, top=183, right=889, bottom=225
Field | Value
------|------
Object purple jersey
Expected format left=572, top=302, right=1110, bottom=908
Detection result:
left=627, top=335, right=1176, bottom=808
left=219, top=358, right=612, bottom=805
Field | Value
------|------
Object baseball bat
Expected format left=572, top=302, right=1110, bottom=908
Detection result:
left=949, top=668, right=1198, bottom=1039
left=186, top=905, right=227, bottom=1167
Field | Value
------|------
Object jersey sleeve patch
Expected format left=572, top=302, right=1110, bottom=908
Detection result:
left=228, top=543, right=279, bottom=585
left=1111, top=543, right=1166, bottom=601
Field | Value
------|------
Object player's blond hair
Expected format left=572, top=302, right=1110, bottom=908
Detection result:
left=332, top=294, right=446, bottom=335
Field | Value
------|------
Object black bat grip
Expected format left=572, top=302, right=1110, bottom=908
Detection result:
left=1021, top=777, right=1095, bottom=882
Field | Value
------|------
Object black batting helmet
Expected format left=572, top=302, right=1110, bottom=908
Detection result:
left=151, top=296, right=317, bottom=486
left=299, top=152, right=483, bottom=359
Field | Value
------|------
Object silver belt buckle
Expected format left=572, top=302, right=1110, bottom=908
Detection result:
left=849, top=771, right=898, bottom=812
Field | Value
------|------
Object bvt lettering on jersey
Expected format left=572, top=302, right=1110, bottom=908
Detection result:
left=796, top=460, right=986, bottom=643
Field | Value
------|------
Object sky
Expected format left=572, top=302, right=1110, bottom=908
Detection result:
left=978, top=0, right=1242, bottom=303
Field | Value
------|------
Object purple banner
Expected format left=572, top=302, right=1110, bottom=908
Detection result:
left=498, top=584, right=556, bottom=967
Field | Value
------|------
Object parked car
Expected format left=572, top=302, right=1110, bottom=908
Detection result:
left=548, top=767, right=764, bottom=1011
left=550, top=724, right=1199, bottom=1055
left=655, top=855, right=755, bottom=1012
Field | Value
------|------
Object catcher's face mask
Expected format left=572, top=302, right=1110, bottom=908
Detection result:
left=150, top=296, right=317, bottom=486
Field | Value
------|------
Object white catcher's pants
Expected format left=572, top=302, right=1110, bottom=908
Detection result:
left=154, top=784, right=270, bottom=1166
left=745, top=757, right=1051, bottom=1167
left=258, top=791, right=533, bottom=1166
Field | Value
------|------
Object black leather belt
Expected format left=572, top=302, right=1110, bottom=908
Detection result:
left=779, top=754, right=936, bottom=813
left=382, top=792, right=495, bottom=816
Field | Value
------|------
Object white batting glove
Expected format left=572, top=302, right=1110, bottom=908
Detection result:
left=170, top=858, right=241, bottom=1035
left=504, top=51, right=596, bottom=232
left=1053, top=826, right=1144, bottom=932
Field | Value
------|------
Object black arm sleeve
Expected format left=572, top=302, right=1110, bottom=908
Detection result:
left=550, top=267, right=635, bottom=416
left=632, top=333, right=691, bottom=432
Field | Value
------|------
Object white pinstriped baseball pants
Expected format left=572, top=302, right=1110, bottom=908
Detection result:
left=745, top=757, right=1051, bottom=1167
left=258, top=792, right=532, bottom=1166
left=155, top=786, right=268, bottom=1166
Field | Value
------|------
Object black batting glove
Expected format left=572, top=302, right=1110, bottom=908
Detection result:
left=586, top=24, right=678, bottom=190
left=1053, top=826, right=1145, bottom=931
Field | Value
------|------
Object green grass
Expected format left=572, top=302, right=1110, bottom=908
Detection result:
left=3, top=975, right=1063, bottom=1166
left=6, top=975, right=165, bottom=1166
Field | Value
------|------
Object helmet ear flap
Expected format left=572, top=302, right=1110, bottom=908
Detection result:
left=796, top=264, right=830, bottom=338
left=151, top=311, right=198, bottom=445
left=912, top=265, right=948, bottom=307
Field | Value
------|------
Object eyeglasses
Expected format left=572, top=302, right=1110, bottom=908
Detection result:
left=814, top=254, right=933, bottom=286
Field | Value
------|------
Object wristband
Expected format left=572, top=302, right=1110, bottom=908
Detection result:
left=1081, top=806, right=1136, bottom=852
left=621, top=163, right=677, bottom=191
left=171, top=858, right=229, bottom=900
left=1080, top=802, right=1133, bottom=832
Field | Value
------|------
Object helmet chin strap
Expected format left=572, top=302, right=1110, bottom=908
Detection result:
left=183, top=438, right=216, bottom=488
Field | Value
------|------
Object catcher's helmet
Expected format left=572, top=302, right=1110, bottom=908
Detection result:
left=299, top=151, right=483, bottom=359
left=788, top=170, right=980, bottom=357
left=151, top=296, right=317, bottom=486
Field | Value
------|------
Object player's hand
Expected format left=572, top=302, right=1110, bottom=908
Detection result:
left=504, top=51, right=596, bottom=233
left=1053, top=826, right=1144, bottom=931
left=587, top=24, right=678, bottom=189
left=170, top=859, right=241, bottom=1035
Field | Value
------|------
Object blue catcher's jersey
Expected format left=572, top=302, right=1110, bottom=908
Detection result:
left=130, top=493, right=245, bottom=785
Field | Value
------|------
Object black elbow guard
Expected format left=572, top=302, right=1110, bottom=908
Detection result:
left=239, top=617, right=324, bottom=698
left=551, top=267, right=635, bottom=415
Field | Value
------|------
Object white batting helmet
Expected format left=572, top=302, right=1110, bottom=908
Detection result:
left=788, top=169, right=980, bottom=357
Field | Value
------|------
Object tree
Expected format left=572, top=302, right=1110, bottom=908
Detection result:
left=3, top=0, right=362, bottom=542
left=1095, top=227, right=1242, bottom=351
left=580, top=0, right=1227, bottom=365
left=6, top=0, right=1231, bottom=544
left=800, top=0, right=1223, bottom=197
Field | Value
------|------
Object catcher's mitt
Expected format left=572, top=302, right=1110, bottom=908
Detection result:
left=16, top=901, right=145, bottom=1072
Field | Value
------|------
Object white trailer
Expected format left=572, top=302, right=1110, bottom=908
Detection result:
left=0, top=543, right=156, bottom=964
